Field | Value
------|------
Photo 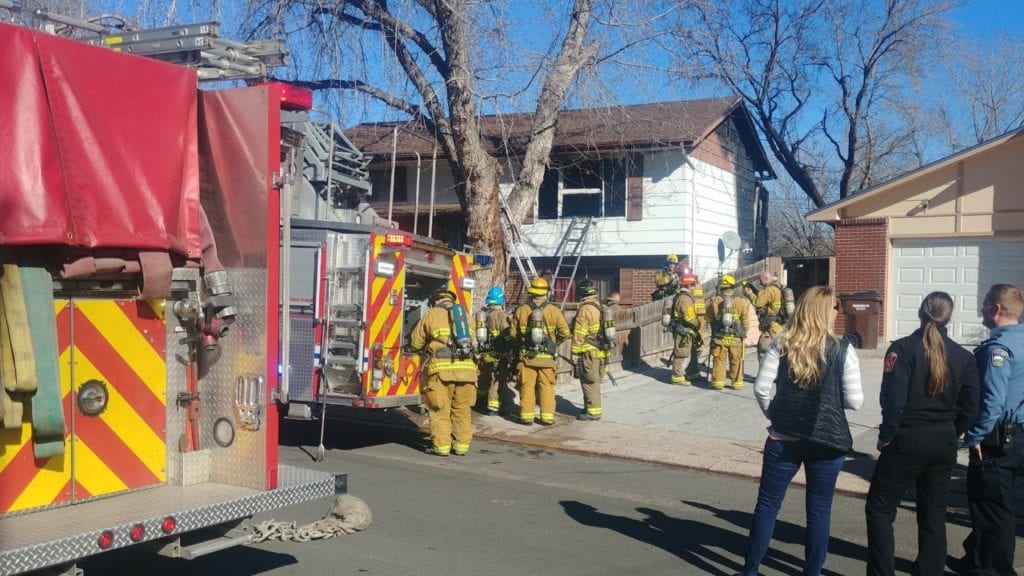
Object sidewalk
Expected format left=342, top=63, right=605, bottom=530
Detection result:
left=453, top=347, right=889, bottom=496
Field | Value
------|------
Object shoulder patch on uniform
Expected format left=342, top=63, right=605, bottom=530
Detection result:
left=884, top=352, right=898, bottom=373
left=992, top=348, right=1009, bottom=368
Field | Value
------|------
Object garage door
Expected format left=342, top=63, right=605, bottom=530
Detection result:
left=891, top=239, right=1024, bottom=344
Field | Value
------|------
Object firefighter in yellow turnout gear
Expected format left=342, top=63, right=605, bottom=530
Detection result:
left=708, top=274, right=751, bottom=390
left=744, top=271, right=786, bottom=364
left=477, top=286, right=513, bottom=416
left=512, top=277, right=570, bottom=425
left=571, top=279, right=609, bottom=421
left=668, top=273, right=704, bottom=385
left=409, top=289, right=478, bottom=456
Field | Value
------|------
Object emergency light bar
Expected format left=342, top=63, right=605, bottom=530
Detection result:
left=261, top=82, right=314, bottom=111
left=384, top=233, right=412, bottom=247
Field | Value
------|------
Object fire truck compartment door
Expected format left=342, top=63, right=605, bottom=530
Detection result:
left=0, top=298, right=167, bottom=515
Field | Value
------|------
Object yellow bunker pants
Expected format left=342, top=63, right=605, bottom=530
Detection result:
left=517, top=363, right=557, bottom=424
left=423, top=374, right=477, bottom=455
left=710, top=341, right=745, bottom=389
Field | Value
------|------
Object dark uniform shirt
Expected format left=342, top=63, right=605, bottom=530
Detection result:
left=965, top=323, right=1024, bottom=446
left=878, top=327, right=980, bottom=445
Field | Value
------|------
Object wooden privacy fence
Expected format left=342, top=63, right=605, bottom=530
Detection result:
left=545, top=256, right=781, bottom=383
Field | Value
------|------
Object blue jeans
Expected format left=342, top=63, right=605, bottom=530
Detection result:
left=742, top=438, right=846, bottom=576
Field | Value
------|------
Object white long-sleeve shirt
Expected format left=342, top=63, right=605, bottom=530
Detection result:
left=753, top=339, right=864, bottom=420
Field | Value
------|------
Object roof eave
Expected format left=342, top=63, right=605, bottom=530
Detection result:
left=805, top=127, right=1024, bottom=222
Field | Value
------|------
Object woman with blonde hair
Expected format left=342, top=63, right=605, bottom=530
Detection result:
left=733, top=286, right=863, bottom=576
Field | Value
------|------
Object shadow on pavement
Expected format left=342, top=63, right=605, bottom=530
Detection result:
left=680, top=500, right=914, bottom=575
left=560, top=500, right=749, bottom=575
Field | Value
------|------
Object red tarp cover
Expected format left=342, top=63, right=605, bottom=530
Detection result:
left=0, top=23, right=201, bottom=258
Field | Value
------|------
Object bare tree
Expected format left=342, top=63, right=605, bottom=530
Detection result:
left=766, top=182, right=833, bottom=257
left=678, top=0, right=951, bottom=208
left=239, top=0, right=660, bottom=287
left=944, top=35, right=1024, bottom=146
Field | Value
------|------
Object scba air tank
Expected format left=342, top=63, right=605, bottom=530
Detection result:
left=722, top=294, right=734, bottom=329
left=449, top=303, right=472, bottom=350
left=783, top=287, right=796, bottom=317
left=602, top=304, right=616, bottom=342
left=529, top=307, right=546, bottom=348
left=475, top=310, right=488, bottom=345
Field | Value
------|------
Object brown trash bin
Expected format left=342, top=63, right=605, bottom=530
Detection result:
left=840, top=291, right=882, bottom=350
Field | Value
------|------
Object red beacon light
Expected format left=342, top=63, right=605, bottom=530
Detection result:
left=383, top=233, right=412, bottom=247
left=97, top=530, right=115, bottom=549
left=260, top=82, right=314, bottom=111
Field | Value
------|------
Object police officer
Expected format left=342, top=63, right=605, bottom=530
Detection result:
left=744, top=271, right=786, bottom=364
left=864, top=291, right=979, bottom=576
left=708, top=274, right=750, bottom=390
left=960, top=283, right=1024, bottom=575
left=571, top=279, right=608, bottom=421
left=512, top=277, right=571, bottom=426
left=409, top=289, right=478, bottom=456
left=668, top=273, right=703, bottom=385
left=478, top=285, right=513, bottom=416
left=651, top=270, right=676, bottom=302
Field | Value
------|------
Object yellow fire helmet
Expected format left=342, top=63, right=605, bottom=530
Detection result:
left=527, top=276, right=550, bottom=296
left=654, top=271, right=671, bottom=287
left=719, top=274, right=737, bottom=290
left=666, top=253, right=679, bottom=264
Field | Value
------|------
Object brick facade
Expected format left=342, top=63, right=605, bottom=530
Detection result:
left=833, top=218, right=888, bottom=340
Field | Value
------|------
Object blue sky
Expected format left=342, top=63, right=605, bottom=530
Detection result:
left=952, top=0, right=1024, bottom=36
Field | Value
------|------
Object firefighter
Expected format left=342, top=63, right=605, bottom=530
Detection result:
left=651, top=270, right=676, bottom=301
left=665, top=253, right=680, bottom=286
left=409, top=289, right=478, bottom=456
left=668, top=273, right=704, bottom=385
left=512, top=277, right=571, bottom=426
left=744, top=271, right=786, bottom=364
left=477, top=285, right=513, bottom=416
left=708, top=274, right=751, bottom=390
left=571, top=279, right=608, bottom=420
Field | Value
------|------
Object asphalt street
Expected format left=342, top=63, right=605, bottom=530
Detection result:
left=74, top=420, right=979, bottom=576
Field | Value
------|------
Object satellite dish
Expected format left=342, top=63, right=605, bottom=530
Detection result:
left=722, top=230, right=742, bottom=251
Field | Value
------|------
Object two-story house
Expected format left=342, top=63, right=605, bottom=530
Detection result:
left=346, top=96, right=775, bottom=304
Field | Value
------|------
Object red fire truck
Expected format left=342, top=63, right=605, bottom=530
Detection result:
left=0, top=20, right=343, bottom=575
left=0, top=8, right=479, bottom=572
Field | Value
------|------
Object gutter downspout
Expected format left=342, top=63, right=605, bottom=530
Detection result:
left=679, top=143, right=697, bottom=273
left=412, top=152, right=422, bottom=235
left=387, top=126, right=397, bottom=225
left=428, top=146, right=437, bottom=239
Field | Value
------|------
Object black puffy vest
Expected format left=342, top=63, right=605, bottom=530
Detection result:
left=768, top=338, right=852, bottom=452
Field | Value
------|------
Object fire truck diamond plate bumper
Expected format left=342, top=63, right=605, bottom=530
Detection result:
left=0, top=465, right=341, bottom=576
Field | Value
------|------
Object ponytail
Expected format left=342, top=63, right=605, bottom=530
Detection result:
left=922, top=320, right=949, bottom=396
left=918, top=291, right=953, bottom=396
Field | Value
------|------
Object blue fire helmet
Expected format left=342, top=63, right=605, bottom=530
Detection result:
left=485, top=285, right=505, bottom=306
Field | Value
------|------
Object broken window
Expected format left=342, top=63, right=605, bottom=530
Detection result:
left=538, top=157, right=627, bottom=220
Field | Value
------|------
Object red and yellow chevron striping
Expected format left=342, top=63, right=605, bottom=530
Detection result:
left=0, top=299, right=167, bottom=515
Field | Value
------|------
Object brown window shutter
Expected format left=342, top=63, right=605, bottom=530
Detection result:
left=619, top=268, right=635, bottom=305
left=626, top=153, right=643, bottom=221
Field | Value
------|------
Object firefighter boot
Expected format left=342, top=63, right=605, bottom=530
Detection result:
left=671, top=356, right=690, bottom=385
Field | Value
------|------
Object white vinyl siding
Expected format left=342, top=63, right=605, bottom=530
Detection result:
left=517, top=148, right=747, bottom=275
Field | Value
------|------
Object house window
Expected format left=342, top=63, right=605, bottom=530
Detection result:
left=538, top=158, right=626, bottom=220
left=369, top=166, right=407, bottom=202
